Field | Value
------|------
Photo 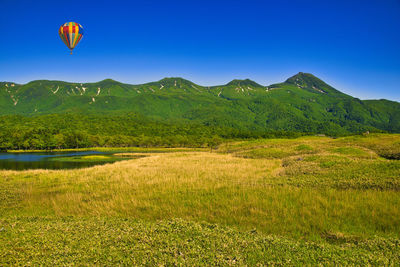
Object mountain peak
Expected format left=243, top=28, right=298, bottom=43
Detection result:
left=284, top=72, right=342, bottom=95
left=154, top=77, right=198, bottom=87
left=226, top=79, right=263, bottom=87
left=97, top=78, right=119, bottom=83
left=285, top=72, right=319, bottom=84
left=159, top=77, right=192, bottom=83
left=91, top=79, right=122, bottom=87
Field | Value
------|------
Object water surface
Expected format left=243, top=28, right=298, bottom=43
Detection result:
left=0, top=151, right=114, bottom=170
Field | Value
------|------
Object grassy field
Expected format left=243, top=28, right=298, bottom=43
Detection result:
left=47, top=154, right=146, bottom=163
left=1, top=134, right=400, bottom=265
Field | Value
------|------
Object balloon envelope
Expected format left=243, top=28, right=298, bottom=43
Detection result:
left=59, top=22, right=84, bottom=53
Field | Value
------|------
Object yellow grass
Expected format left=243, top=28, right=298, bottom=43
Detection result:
left=2, top=134, right=400, bottom=240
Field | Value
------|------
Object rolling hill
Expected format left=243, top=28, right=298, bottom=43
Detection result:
left=1, top=72, right=399, bottom=138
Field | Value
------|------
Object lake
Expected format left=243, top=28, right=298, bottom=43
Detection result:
left=0, top=151, right=118, bottom=170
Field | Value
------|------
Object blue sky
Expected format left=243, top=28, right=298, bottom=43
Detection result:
left=1, top=0, right=399, bottom=101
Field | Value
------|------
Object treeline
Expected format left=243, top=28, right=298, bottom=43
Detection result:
left=0, top=113, right=303, bottom=150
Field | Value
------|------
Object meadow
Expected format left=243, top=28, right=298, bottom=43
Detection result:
left=1, top=134, right=399, bottom=265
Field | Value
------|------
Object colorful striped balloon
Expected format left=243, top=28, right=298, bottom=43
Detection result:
left=59, top=22, right=84, bottom=54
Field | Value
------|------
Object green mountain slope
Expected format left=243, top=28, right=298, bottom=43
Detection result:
left=1, top=73, right=399, bottom=135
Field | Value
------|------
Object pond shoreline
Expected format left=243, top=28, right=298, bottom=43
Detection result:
left=0, top=150, right=146, bottom=171
left=6, top=147, right=207, bottom=153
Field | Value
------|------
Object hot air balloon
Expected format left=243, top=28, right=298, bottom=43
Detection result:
left=59, top=22, right=84, bottom=54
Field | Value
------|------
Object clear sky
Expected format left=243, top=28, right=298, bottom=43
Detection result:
left=1, top=0, right=399, bottom=101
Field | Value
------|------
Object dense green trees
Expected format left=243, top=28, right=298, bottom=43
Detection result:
left=0, top=113, right=307, bottom=150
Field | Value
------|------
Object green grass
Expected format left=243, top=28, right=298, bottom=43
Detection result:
left=1, top=134, right=400, bottom=264
left=1, top=218, right=398, bottom=265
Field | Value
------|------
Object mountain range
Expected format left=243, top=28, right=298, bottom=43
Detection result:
left=1, top=72, right=399, bottom=135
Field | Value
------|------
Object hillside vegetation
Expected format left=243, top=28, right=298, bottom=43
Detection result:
left=1, top=134, right=399, bottom=264
left=0, top=113, right=302, bottom=150
left=1, top=73, right=399, bottom=141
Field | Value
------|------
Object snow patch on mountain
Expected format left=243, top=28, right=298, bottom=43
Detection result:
left=312, top=86, right=326, bottom=94
left=52, top=86, right=60, bottom=94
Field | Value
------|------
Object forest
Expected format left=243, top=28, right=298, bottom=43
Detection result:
left=0, top=113, right=306, bottom=150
